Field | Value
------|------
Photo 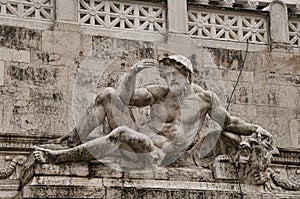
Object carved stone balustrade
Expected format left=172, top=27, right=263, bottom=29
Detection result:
left=0, top=0, right=55, bottom=21
left=191, top=0, right=300, bottom=13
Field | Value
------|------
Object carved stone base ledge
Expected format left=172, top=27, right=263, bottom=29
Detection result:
left=0, top=180, right=19, bottom=199
left=16, top=162, right=299, bottom=199
left=271, top=42, right=294, bottom=53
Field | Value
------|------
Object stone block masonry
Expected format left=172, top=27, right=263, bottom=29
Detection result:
left=0, top=0, right=299, bottom=198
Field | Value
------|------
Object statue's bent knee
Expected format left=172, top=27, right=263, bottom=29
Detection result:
left=95, top=87, right=118, bottom=105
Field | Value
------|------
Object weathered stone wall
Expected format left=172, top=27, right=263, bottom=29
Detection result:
left=0, top=0, right=299, bottom=198
left=1, top=24, right=298, bottom=149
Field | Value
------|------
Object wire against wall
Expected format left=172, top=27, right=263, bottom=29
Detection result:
left=225, top=39, right=249, bottom=199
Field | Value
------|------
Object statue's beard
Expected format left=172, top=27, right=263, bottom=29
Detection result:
left=169, top=83, right=189, bottom=97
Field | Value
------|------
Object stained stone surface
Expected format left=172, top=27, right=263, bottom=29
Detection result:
left=0, top=26, right=41, bottom=51
left=0, top=1, right=299, bottom=198
left=18, top=162, right=300, bottom=199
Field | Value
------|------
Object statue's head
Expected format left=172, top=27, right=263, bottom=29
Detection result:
left=158, top=55, right=194, bottom=96
left=158, top=55, right=194, bottom=79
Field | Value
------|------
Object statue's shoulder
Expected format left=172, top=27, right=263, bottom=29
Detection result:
left=192, top=84, right=211, bottom=103
left=146, top=85, right=168, bottom=99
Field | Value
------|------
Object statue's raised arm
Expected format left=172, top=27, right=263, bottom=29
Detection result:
left=117, top=59, right=157, bottom=105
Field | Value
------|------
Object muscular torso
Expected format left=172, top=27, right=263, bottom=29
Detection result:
left=147, top=84, right=211, bottom=152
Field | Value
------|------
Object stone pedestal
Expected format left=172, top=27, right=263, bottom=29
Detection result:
left=15, top=162, right=300, bottom=199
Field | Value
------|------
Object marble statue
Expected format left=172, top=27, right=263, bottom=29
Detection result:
left=32, top=55, right=273, bottom=171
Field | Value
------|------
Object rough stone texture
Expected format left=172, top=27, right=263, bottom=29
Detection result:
left=200, top=47, right=300, bottom=148
left=0, top=48, right=30, bottom=63
left=19, top=163, right=300, bottom=199
left=0, top=1, right=299, bottom=197
left=42, top=31, right=92, bottom=56
left=0, top=26, right=41, bottom=51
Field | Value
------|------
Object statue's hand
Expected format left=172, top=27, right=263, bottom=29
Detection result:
left=255, top=126, right=273, bottom=144
left=130, top=59, right=157, bottom=73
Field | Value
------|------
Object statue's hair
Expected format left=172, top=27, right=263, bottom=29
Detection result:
left=158, top=56, right=194, bottom=83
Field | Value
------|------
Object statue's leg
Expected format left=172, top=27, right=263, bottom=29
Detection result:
left=44, top=87, right=138, bottom=147
left=33, top=126, right=154, bottom=164
left=95, top=87, right=138, bottom=131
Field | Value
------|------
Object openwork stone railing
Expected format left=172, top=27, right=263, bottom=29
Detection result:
left=0, top=0, right=299, bottom=48
left=188, top=8, right=268, bottom=44
left=0, top=0, right=55, bottom=21
left=189, top=0, right=300, bottom=13
left=288, top=18, right=300, bottom=46
left=78, top=0, right=167, bottom=34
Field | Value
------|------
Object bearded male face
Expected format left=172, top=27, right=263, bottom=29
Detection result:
left=158, top=63, right=190, bottom=97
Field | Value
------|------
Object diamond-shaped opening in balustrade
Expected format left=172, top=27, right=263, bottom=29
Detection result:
left=139, top=20, right=149, bottom=29
left=242, top=31, right=251, bottom=41
left=215, top=15, right=225, bottom=25
left=23, top=4, right=33, bottom=13
left=43, top=7, right=52, bottom=16
left=289, top=22, right=298, bottom=32
left=188, top=15, right=195, bottom=23
left=188, top=11, right=197, bottom=22
left=229, top=29, right=238, bottom=40
left=110, top=3, right=121, bottom=14
left=202, top=27, right=211, bottom=38
left=43, top=8, right=52, bottom=15
left=124, top=19, right=134, bottom=29
left=289, top=35, right=298, bottom=45
left=156, top=21, right=164, bottom=29
left=216, top=26, right=225, bottom=37
left=94, top=0, right=103, bottom=8
left=40, top=9, right=50, bottom=19
left=43, top=0, right=52, bottom=6
left=153, top=8, right=159, bottom=13
left=158, top=12, right=163, bottom=19
left=255, top=33, right=265, bottom=43
left=94, top=15, right=105, bottom=26
left=201, top=13, right=210, bottom=23
left=242, top=17, right=251, bottom=28
left=85, top=17, right=91, bottom=24
left=229, top=17, right=238, bottom=27
left=188, top=25, right=196, bottom=34
left=124, top=5, right=134, bottom=15
left=109, top=16, right=119, bottom=25
left=85, top=0, right=92, bottom=7
left=98, top=5, right=105, bottom=12
left=113, top=21, right=121, bottom=28
left=255, top=19, right=265, bottom=30
left=79, top=0, right=89, bottom=10
left=140, top=7, right=150, bottom=17
left=5, top=3, right=18, bottom=16
left=80, top=13, right=88, bottom=21
left=27, top=10, right=36, bottom=18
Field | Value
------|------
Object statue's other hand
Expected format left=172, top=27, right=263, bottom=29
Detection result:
left=131, top=59, right=158, bottom=73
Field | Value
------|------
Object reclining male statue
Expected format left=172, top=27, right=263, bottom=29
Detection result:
left=33, top=55, right=272, bottom=171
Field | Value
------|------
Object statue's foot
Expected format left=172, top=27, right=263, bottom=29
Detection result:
left=110, top=126, right=155, bottom=153
left=33, top=146, right=57, bottom=164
